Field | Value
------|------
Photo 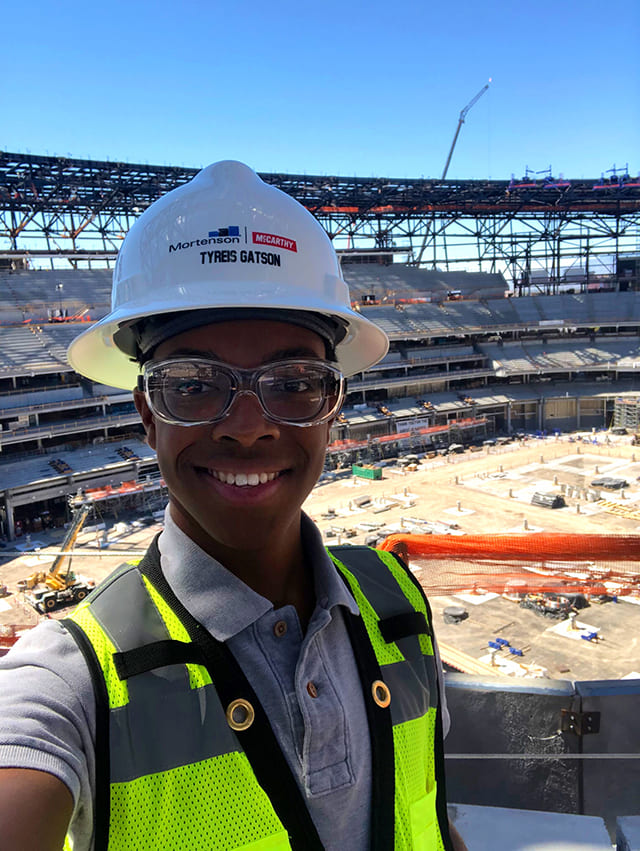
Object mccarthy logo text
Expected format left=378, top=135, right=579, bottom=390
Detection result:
left=253, top=231, right=297, bottom=252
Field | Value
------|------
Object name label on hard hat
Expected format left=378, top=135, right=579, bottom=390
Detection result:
left=199, top=249, right=282, bottom=267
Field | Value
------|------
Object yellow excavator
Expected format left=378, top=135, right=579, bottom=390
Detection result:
left=17, top=501, right=95, bottom=613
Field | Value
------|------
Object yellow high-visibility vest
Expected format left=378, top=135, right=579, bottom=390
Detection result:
left=63, top=541, right=452, bottom=850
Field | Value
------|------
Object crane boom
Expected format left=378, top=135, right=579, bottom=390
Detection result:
left=17, top=500, right=95, bottom=611
left=48, top=502, right=91, bottom=576
left=441, top=80, right=491, bottom=180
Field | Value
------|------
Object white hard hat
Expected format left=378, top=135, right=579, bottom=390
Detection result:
left=67, top=160, right=388, bottom=388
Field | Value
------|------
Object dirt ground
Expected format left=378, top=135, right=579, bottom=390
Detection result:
left=307, top=435, right=640, bottom=540
left=2, top=433, right=639, bottom=678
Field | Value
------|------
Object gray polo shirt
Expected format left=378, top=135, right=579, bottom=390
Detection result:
left=0, top=509, right=448, bottom=850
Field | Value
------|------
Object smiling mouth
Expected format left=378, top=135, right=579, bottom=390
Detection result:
left=207, top=470, right=283, bottom=487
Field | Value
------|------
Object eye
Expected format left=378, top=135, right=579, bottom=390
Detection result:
left=278, top=378, right=315, bottom=394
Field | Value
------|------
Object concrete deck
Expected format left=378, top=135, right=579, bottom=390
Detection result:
left=448, top=803, right=612, bottom=850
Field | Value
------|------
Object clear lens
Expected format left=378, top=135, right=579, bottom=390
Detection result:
left=147, top=361, right=233, bottom=422
left=144, top=358, right=343, bottom=427
left=258, top=362, right=338, bottom=422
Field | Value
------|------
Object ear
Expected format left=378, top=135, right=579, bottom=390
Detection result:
left=133, top=387, right=157, bottom=450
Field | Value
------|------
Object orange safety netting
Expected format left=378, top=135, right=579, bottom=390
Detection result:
left=328, top=417, right=487, bottom=454
left=378, top=533, right=640, bottom=597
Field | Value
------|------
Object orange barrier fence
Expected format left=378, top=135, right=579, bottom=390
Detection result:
left=378, top=533, right=640, bottom=597
left=82, top=478, right=166, bottom=502
left=328, top=418, right=487, bottom=453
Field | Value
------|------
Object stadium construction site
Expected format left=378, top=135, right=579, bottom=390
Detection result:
left=1, top=151, right=640, bottom=685
left=2, top=432, right=640, bottom=683
left=4, top=154, right=640, bottom=842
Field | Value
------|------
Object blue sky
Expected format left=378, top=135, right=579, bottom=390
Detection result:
left=2, top=0, right=639, bottom=180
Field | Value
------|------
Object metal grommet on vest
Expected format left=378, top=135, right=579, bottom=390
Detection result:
left=371, top=679, right=391, bottom=708
left=226, top=698, right=256, bottom=731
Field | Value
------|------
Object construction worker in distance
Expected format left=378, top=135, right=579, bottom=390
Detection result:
left=0, top=160, right=467, bottom=850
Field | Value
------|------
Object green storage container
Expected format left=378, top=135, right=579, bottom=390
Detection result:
left=352, top=464, right=382, bottom=480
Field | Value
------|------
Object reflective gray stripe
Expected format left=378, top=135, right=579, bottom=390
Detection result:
left=87, top=564, right=243, bottom=782
left=331, top=546, right=440, bottom=721
left=330, top=546, right=411, bottom=620
left=382, top=656, right=438, bottom=726
left=331, top=546, right=432, bottom=668
left=110, top=677, right=242, bottom=782
left=90, top=565, right=171, bottom=651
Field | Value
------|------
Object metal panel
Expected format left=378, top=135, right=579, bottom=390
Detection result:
left=444, top=675, right=579, bottom=814
left=577, top=680, right=640, bottom=831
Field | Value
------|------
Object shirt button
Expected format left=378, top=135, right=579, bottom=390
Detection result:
left=306, top=681, right=319, bottom=699
left=273, top=620, right=287, bottom=638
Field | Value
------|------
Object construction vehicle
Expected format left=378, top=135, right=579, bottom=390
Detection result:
left=519, top=592, right=573, bottom=619
left=17, top=501, right=95, bottom=613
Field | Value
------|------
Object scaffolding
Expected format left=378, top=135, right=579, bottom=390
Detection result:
left=0, top=152, right=638, bottom=289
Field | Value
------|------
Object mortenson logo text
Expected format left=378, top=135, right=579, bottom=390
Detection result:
left=169, top=225, right=241, bottom=252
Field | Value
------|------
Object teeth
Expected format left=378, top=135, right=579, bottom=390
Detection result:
left=211, top=470, right=279, bottom=487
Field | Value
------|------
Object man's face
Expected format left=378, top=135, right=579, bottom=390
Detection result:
left=133, top=319, right=334, bottom=560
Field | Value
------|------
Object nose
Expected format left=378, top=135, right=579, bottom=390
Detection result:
left=210, top=390, right=280, bottom=447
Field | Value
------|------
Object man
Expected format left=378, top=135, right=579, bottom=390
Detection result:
left=0, top=160, right=466, bottom=850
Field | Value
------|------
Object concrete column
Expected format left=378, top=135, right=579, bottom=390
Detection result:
left=538, top=399, right=543, bottom=431
left=4, top=495, right=15, bottom=541
left=576, top=397, right=581, bottom=430
left=507, top=402, right=512, bottom=433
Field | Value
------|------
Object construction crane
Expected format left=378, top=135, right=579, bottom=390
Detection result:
left=441, top=79, right=491, bottom=180
left=17, top=500, right=95, bottom=612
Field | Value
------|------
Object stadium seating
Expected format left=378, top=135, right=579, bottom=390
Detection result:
left=0, top=325, right=82, bottom=376
left=3, top=267, right=640, bottom=488
left=405, top=345, right=477, bottom=362
left=0, top=269, right=112, bottom=322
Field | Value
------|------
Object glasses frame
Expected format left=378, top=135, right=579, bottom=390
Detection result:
left=140, top=357, right=346, bottom=428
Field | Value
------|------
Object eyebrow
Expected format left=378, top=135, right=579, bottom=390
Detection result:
left=163, top=346, right=322, bottom=362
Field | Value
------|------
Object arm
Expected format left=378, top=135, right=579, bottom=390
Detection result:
left=0, top=621, right=96, bottom=850
left=448, top=817, right=469, bottom=851
left=0, top=768, right=73, bottom=851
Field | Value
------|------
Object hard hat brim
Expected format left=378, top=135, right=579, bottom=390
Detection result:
left=67, top=298, right=389, bottom=389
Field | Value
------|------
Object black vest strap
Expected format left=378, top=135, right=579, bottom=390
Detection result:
left=378, top=611, right=428, bottom=643
left=113, top=639, right=206, bottom=680
left=342, top=608, right=396, bottom=851
left=138, top=538, right=325, bottom=851
left=61, top=617, right=111, bottom=851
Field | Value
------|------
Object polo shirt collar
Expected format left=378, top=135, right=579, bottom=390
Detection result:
left=157, top=507, right=359, bottom=643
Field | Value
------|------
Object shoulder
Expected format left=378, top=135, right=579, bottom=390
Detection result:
left=1, top=618, right=94, bottom=698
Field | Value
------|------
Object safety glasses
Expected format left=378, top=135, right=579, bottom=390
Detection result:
left=140, top=357, right=345, bottom=427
